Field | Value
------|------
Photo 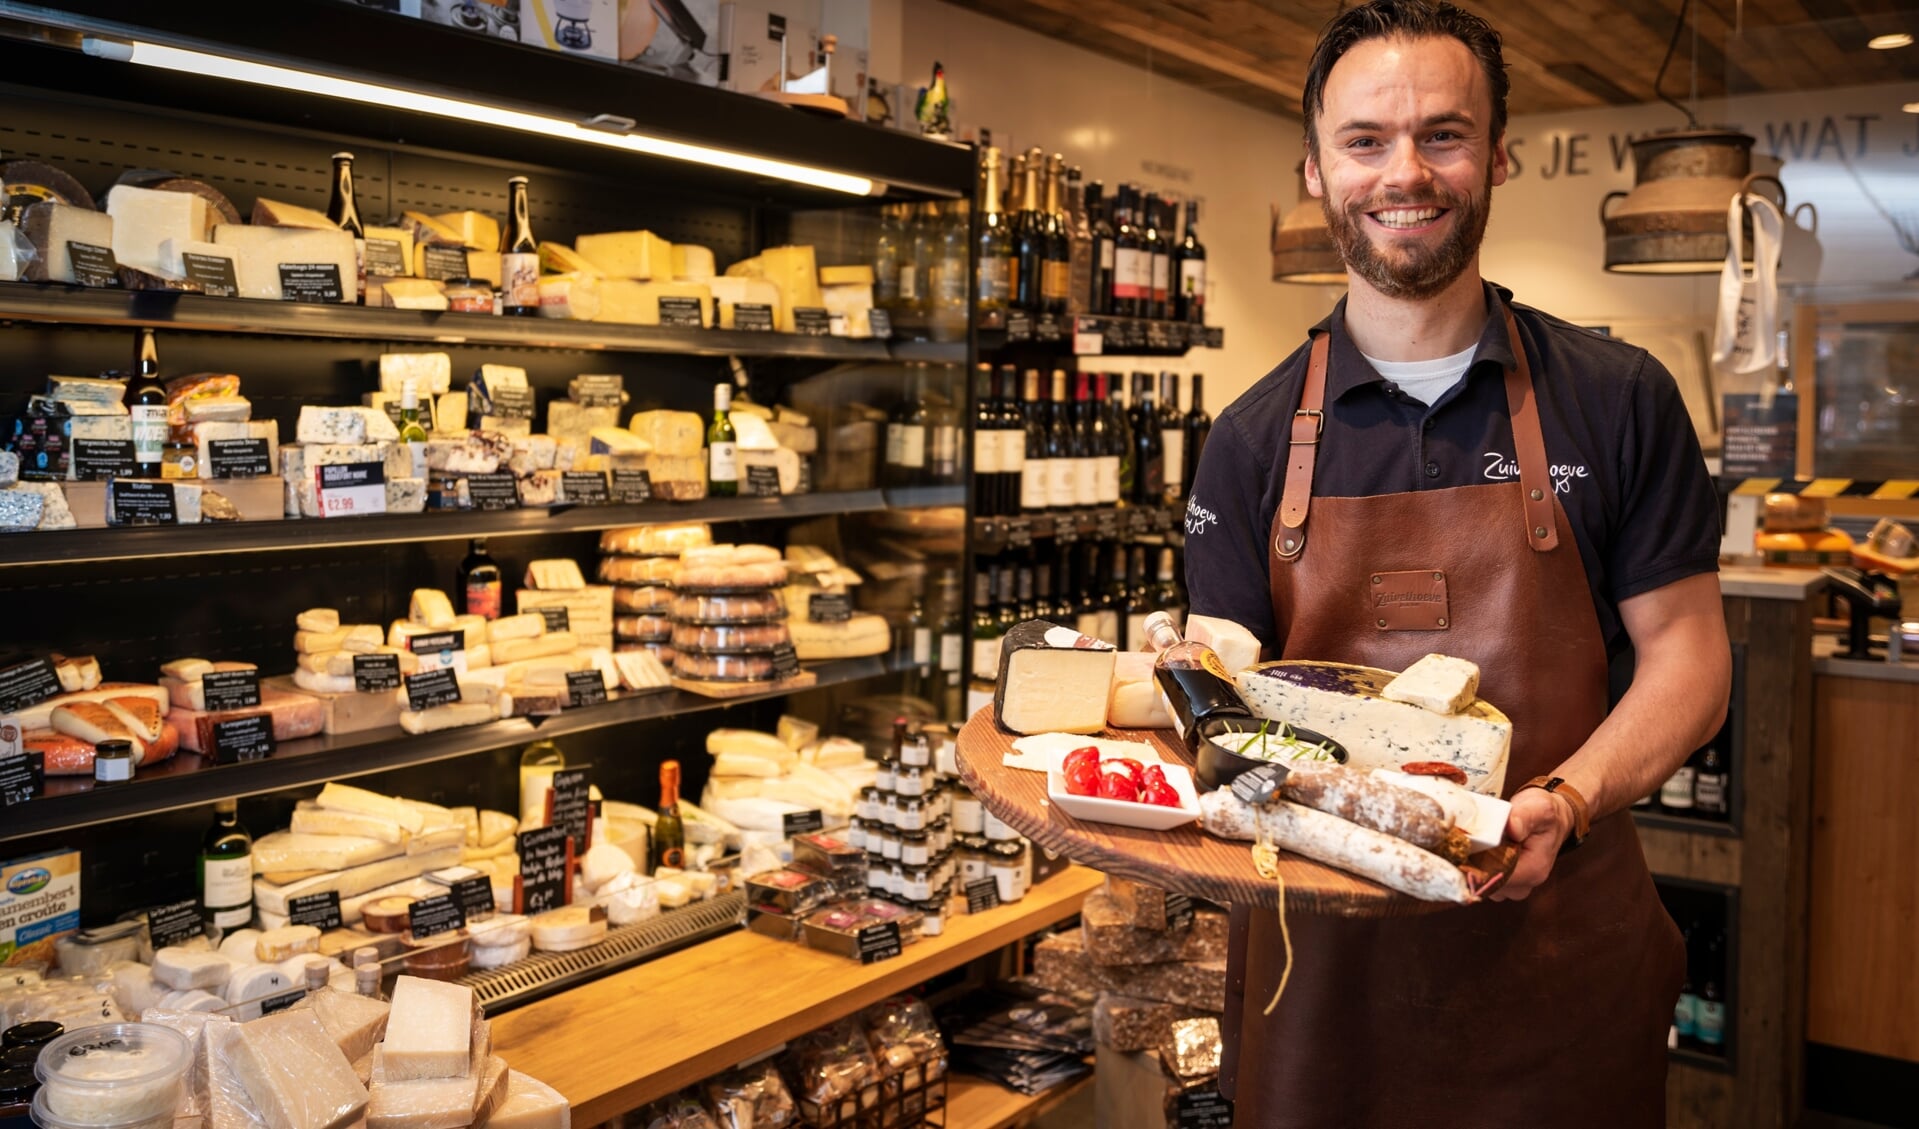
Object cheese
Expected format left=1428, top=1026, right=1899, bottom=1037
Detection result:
left=433, top=211, right=500, bottom=252
left=255, top=924, right=322, bottom=961
left=253, top=831, right=401, bottom=875
left=487, top=613, right=546, bottom=643
left=625, top=410, right=703, bottom=457
left=226, top=1008, right=370, bottom=1129
left=106, top=185, right=210, bottom=276
left=156, top=237, right=239, bottom=283
left=739, top=446, right=801, bottom=493
left=424, top=432, right=508, bottom=475
left=588, top=427, right=650, bottom=457
left=251, top=198, right=337, bottom=229
left=290, top=802, right=405, bottom=844
left=1382, top=653, right=1482, bottom=715
left=382, top=279, right=449, bottom=310
left=381, top=977, right=474, bottom=1081
left=993, top=621, right=1118, bottom=735
left=612, top=651, right=670, bottom=692
left=536, top=272, right=601, bottom=320
left=1185, top=614, right=1262, bottom=674
left=671, top=244, right=715, bottom=281
left=379, top=354, right=452, bottom=397
left=0, top=220, right=23, bottom=281
left=486, top=1072, right=570, bottom=1129
left=594, top=279, right=714, bottom=327
left=295, top=984, right=390, bottom=1063
left=734, top=245, right=822, bottom=331
left=152, top=947, right=233, bottom=991
left=517, top=469, right=561, bottom=506
left=821, top=282, right=874, bottom=337
left=223, top=962, right=293, bottom=1020
left=401, top=212, right=465, bottom=247
left=546, top=401, right=618, bottom=447
left=409, top=589, right=458, bottom=628
left=1234, top=660, right=1514, bottom=794
left=778, top=714, right=819, bottom=750
left=529, top=906, right=607, bottom=951
left=574, top=229, right=672, bottom=279
left=537, top=242, right=599, bottom=276
left=507, top=435, right=559, bottom=474
left=387, top=476, right=427, bottom=514
left=707, top=275, right=783, bottom=331
left=212, top=224, right=359, bottom=302
left=297, top=407, right=369, bottom=445
left=193, top=421, right=279, bottom=476
left=788, top=614, right=890, bottom=659
left=253, top=847, right=461, bottom=916
left=1109, top=679, right=1175, bottom=729
left=398, top=702, right=500, bottom=734
left=70, top=415, right=133, bottom=442
left=579, top=843, right=635, bottom=892
left=20, top=202, right=114, bottom=283
left=363, top=225, right=417, bottom=277
left=525, top=559, right=586, bottom=590
left=819, top=264, right=876, bottom=286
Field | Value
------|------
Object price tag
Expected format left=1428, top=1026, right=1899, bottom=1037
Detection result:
left=857, top=921, right=902, bottom=964
left=0, top=658, right=62, bottom=714
left=1202, top=326, right=1225, bottom=349
left=207, top=438, right=273, bottom=478
left=0, top=751, right=43, bottom=807
left=964, top=878, right=1001, bottom=913
left=146, top=899, right=204, bottom=950
left=1005, top=518, right=1033, bottom=550
left=658, top=296, right=705, bottom=328
left=353, top=653, right=402, bottom=692
left=259, top=989, right=307, bottom=1016
left=420, top=245, right=471, bottom=282
left=516, top=826, right=571, bottom=914
left=209, top=714, right=275, bottom=763
left=404, top=668, right=461, bottom=711
left=110, top=481, right=178, bottom=526
left=1127, top=508, right=1150, bottom=538
left=363, top=238, right=408, bottom=277
left=1005, top=310, right=1033, bottom=341
left=287, top=891, right=344, bottom=931
left=1035, top=312, right=1062, bottom=342
left=406, top=893, right=465, bottom=939
left=571, top=375, right=624, bottom=407
left=316, top=462, right=387, bottom=517
left=1095, top=510, right=1120, bottom=540
left=611, top=469, right=652, bottom=503
left=1054, top=517, right=1079, bottom=546
left=561, top=471, right=609, bottom=505
left=781, top=809, right=824, bottom=838
left=808, top=593, right=852, bottom=623
left=181, top=253, right=239, bottom=297
left=732, top=303, right=776, bottom=333
left=463, top=472, right=519, bottom=511
left=452, top=875, right=495, bottom=919
left=536, top=608, right=570, bottom=633
left=1073, top=327, right=1104, bottom=355
left=487, top=385, right=535, bottom=422
left=866, top=308, right=893, bottom=339
left=1164, top=891, right=1196, bottom=932
left=71, top=439, right=136, bottom=481
left=564, top=670, right=607, bottom=709
left=548, top=768, right=592, bottom=853
left=1173, top=1090, right=1233, bottom=1129
left=792, top=307, right=832, bottom=336
left=406, top=631, right=467, bottom=674
left=744, top=464, right=781, bottom=497
left=769, top=642, right=801, bottom=681
left=278, top=263, right=345, bottom=303
left=67, top=241, right=119, bottom=287
left=201, top=669, right=261, bottom=712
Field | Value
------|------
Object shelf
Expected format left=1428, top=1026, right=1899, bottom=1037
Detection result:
left=1632, top=811, right=1740, bottom=839
left=0, top=654, right=906, bottom=843
left=944, top=1070, right=1095, bottom=1129
left=490, top=865, right=1104, bottom=1124
left=972, top=505, right=1181, bottom=552
left=0, top=490, right=930, bottom=569
left=1670, top=1045, right=1734, bottom=1074
left=979, top=313, right=1223, bottom=358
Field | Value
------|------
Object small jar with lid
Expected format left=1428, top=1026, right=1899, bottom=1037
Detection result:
left=874, top=826, right=901, bottom=861
left=866, top=862, right=888, bottom=892
left=894, top=764, right=929, bottom=797
left=875, top=759, right=896, bottom=792
left=844, top=820, right=867, bottom=852
left=927, top=816, right=951, bottom=855
left=988, top=841, right=1029, bottom=903
left=878, top=791, right=900, bottom=827
left=896, top=796, right=925, bottom=832
left=93, top=738, right=135, bottom=784
left=160, top=441, right=197, bottom=480
left=958, top=836, right=992, bottom=884
left=952, top=787, right=985, bottom=835
left=899, top=830, right=931, bottom=867
left=918, top=899, right=945, bottom=937
left=900, top=865, right=934, bottom=902
left=928, top=783, right=951, bottom=825
left=888, top=862, right=908, bottom=897
left=858, top=787, right=881, bottom=822
left=898, top=728, right=931, bottom=767
left=983, top=806, right=1019, bottom=841
left=442, top=278, right=495, bottom=313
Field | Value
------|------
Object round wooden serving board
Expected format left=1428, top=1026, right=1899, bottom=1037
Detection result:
left=957, top=707, right=1455, bottom=917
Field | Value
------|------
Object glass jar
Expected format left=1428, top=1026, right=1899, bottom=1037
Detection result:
left=93, top=738, right=135, bottom=784
left=901, top=865, right=934, bottom=902
left=875, top=760, right=896, bottom=792
left=958, top=835, right=992, bottom=884
left=878, top=791, right=900, bottom=827
left=919, top=899, right=945, bottom=937
left=983, top=806, right=1019, bottom=841
left=896, top=797, right=925, bottom=832
left=894, top=764, right=928, bottom=797
left=160, top=441, right=197, bottom=480
left=876, top=827, right=901, bottom=861
left=845, top=820, right=866, bottom=852
left=988, top=840, right=1028, bottom=903
left=927, top=816, right=951, bottom=856
left=899, top=729, right=931, bottom=767
left=952, top=787, right=985, bottom=835
left=443, top=277, right=494, bottom=313
left=858, top=787, right=881, bottom=822
left=900, top=831, right=930, bottom=867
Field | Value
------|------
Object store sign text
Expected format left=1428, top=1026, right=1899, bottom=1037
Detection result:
left=1507, top=112, right=1919, bottom=181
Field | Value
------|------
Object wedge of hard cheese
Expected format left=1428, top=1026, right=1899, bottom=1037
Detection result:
left=295, top=987, right=391, bottom=1065
left=994, top=621, right=1117, bottom=735
left=380, top=977, right=474, bottom=1081
left=224, top=1007, right=370, bottom=1129
left=254, top=847, right=461, bottom=917
left=170, top=687, right=326, bottom=754
left=485, top=1071, right=570, bottom=1129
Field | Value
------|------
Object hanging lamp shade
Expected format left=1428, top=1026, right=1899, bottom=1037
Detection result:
left=1600, top=128, right=1786, bottom=274
left=1273, top=163, right=1346, bottom=284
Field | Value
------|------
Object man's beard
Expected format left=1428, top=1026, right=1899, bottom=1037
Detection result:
left=1321, top=164, right=1494, bottom=300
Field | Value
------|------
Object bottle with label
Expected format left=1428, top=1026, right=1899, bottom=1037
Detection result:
left=325, top=152, right=365, bottom=301
left=902, top=595, right=932, bottom=698
left=1183, top=373, right=1212, bottom=491
left=976, top=148, right=1013, bottom=323
left=398, top=378, right=429, bottom=480
left=1122, top=545, right=1151, bottom=650
left=1015, top=565, right=1037, bottom=623
left=1088, top=179, right=1116, bottom=316
left=1141, top=610, right=1256, bottom=749
left=874, top=203, right=904, bottom=311
left=970, top=569, right=1001, bottom=680
left=1130, top=372, right=1165, bottom=505
left=1159, top=372, right=1185, bottom=504
left=887, top=366, right=929, bottom=488
left=518, top=739, right=565, bottom=827
left=1040, top=155, right=1071, bottom=317
left=1174, top=197, right=1208, bottom=324
left=927, top=368, right=960, bottom=485
left=1693, top=741, right=1730, bottom=820
left=500, top=176, right=540, bottom=317
left=708, top=383, right=739, bottom=497
left=1065, top=165, right=1093, bottom=317
left=932, top=200, right=970, bottom=331
left=1673, top=920, right=1699, bottom=1042
left=1112, top=185, right=1143, bottom=318
left=199, top=798, right=253, bottom=933
left=1071, top=372, right=1098, bottom=508
left=1696, top=929, right=1727, bottom=1050
left=1012, top=150, right=1046, bottom=315
left=1021, top=369, right=1050, bottom=514
left=1090, top=373, right=1119, bottom=505
left=127, top=329, right=167, bottom=477
left=459, top=538, right=503, bottom=619
left=1046, top=370, right=1076, bottom=511
left=1660, top=750, right=1699, bottom=813
left=1112, top=374, right=1135, bottom=501
left=1153, top=547, right=1184, bottom=625
left=995, top=364, right=1026, bottom=518
left=971, top=364, right=1001, bottom=516
left=902, top=201, right=936, bottom=317
left=651, top=760, right=685, bottom=871
left=1143, top=192, right=1169, bottom=320
left=934, top=569, right=964, bottom=721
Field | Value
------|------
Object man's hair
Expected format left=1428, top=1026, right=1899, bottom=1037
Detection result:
left=1301, top=0, right=1510, bottom=155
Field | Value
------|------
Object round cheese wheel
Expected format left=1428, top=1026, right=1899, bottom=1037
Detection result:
left=470, top=936, right=531, bottom=970
left=361, top=897, right=417, bottom=934
left=530, top=906, right=608, bottom=950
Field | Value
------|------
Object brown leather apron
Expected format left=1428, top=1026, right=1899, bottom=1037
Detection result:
left=1216, top=308, right=1683, bottom=1127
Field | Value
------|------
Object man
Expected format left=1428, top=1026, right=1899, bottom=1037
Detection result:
left=1183, top=1, right=1731, bottom=1124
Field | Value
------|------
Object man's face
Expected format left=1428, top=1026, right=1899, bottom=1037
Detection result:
left=1305, top=35, right=1508, bottom=300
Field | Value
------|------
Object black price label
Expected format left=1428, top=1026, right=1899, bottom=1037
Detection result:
left=110, top=480, right=178, bottom=526
left=571, top=375, right=624, bottom=407
left=287, top=891, right=344, bottom=931
left=353, top=653, right=402, bottom=692
left=767, top=12, right=786, bottom=37
left=67, top=240, right=119, bottom=287
left=808, top=593, right=852, bottom=623
left=71, top=439, right=136, bottom=481
left=1173, top=1090, right=1233, bottom=1129
left=866, top=308, right=893, bottom=339
left=452, top=875, right=495, bottom=919
left=964, top=878, right=1001, bottom=913
left=464, top=472, right=520, bottom=511
left=1145, top=322, right=1174, bottom=350
left=1005, top=518, right=1033, bottom=550
left=782, top=809, right=824, bottom=838
left=1035, top=312, right=1062, bottom=342
left=0, top=658, right=62, bottom=714
left=0, top=751, right=43, bottom=807
left=1005, top=310, right=1033, bottom=341
left=208, top=438, right=273, bottom=478
left=732, top=303, right=775, bottom=333
left=278, top=263, right=345, bottom=303
left=1127, top=509, right=1150, bottom=538
left=181, top=252, right=239, bottom=297
left=769, top=642, right=802, bottom=681
left=420, top=244, right=471, bottom=282
left=201, top=669, right=262, bottom=712
left=857, top=921, right=902, bottom=964
left=611, top=469, right=652, bottom=503
left=744, top=463, right=781, bottom=497
left=1164, top=891, right=1196, bottom=932
left=536, top=607, right=570, bottom=633
left=363, top=238, right=408, bottom=277
left=657, top=296, right=705, bottom=328
left=259, top=989, right=307, bottom=1015
left=565, top=670, right=607, bottom=709
left=487, top=385, right=535, bottom=421
left=792, top=307, right=832, bottom=336
left=210, top=714, right=275, bottom=763
left=516, top=826, right=570, bottom=914
left=549, top=768, right=592, bottom=853
left=407, top=892, right=465, bottom=939
left=562, top=471, right=609, bottom=505
left=1054, top=517, right=1079, bottom=546
left=1201, top=326, right=1225, bottom=349
left=404, top=668, right=461, bottom=711
left=1095, top=510, right=1120, bottom=540
left=146, top=899, right=204, bottom=950
left=406, top=631, right=461, bottom=657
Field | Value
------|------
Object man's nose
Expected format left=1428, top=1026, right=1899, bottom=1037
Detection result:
left=1381, top=137, right=1434, bottom=194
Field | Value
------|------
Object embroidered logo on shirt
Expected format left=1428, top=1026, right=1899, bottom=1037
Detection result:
left=1185, top=497, right=1218, bottom=536
left=1482, top=452, right=1589, bottom=496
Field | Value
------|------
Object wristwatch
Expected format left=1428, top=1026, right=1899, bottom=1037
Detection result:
left=1519, top=775, right=1590, bottom=852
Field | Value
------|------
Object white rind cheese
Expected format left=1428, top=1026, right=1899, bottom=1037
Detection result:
left=380, top=977, right=474, bottom=1081
left=213, top=224, right=359, bottom=303
left=1382, top=653, right=1482, bottom=715
left=106, top=186, right=210, bottom=277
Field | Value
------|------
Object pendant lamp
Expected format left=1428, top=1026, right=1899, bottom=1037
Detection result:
left=1272, top=162, right=1346, bottom=285
left=1601, top=128, right=1786, bottom=274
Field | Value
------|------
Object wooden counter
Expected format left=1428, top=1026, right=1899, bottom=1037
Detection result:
left=489, top=866, right=1103, bottom=1124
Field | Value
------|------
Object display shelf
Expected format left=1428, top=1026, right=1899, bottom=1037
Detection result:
left=1633, top=811, right=1740, bottom=839
left=972, top=505, right=1180, bottom=553
left=943, top=1070, right=1095, bottom=1129
left=0, top=490, right=909, bottom=570
left=1671, top=1046, right=1734, bottom=1075
left=0, top=654, right=905, bottom=844
left=490, top=866, right=1104, bottom=1125
left=979, top=313, right=1223, bottom=357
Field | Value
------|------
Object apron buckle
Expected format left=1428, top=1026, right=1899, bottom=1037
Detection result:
left=1275, top=527, right=1306, bottom=560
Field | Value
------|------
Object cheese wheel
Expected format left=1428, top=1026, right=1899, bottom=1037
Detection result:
left=530, top=906, right=608, bottom=950
left=361, top=896, right=417, bottom=934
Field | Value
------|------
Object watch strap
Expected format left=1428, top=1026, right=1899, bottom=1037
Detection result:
left=1521, top=775, right=1590, bottom=850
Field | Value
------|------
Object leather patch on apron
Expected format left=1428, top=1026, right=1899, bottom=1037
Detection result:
left=1368, top=569, right=1450, bottom=630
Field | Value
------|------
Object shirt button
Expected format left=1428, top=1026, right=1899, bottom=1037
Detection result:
left=1425, top=461, right=1441, bottom=478
left=1422, top=417, right=1436, bottom=431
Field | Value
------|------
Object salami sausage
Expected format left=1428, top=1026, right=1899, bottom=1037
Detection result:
left=1199, top=789, right=1473, bottom=903
left=1279, top=762, right=1452, bottom=854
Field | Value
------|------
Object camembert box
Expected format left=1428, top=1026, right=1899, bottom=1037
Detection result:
left=2, top=850, right=81, bottom=967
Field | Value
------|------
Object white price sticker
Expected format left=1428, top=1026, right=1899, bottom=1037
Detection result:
left=315, top=462, right=388, bottom=518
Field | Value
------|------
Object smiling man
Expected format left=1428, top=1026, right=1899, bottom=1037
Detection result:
left=1183, top=1, right=1731, bottom=1124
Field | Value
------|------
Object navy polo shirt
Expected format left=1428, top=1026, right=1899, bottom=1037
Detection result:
left=1183, top=282, right=1720, bottom=663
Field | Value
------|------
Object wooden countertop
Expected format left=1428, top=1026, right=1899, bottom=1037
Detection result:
left=489, top=866, right=1103, bottom=1124
left=1719, top=566, right=1829, bottom=600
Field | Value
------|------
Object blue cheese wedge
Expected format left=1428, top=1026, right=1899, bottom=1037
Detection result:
left=994, top=620, right=1118, bottom=735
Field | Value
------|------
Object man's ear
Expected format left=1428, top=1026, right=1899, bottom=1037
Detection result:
left=1304, top=148, right=1325, bottom=199
left=1491, top=129, right=1510, bottom=188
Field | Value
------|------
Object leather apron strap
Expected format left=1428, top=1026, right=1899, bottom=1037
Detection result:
left=1274, top=332, right=1329, bottom=560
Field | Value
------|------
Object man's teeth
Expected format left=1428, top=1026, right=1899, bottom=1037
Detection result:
left=1373, top=208, right=1442, bottom=228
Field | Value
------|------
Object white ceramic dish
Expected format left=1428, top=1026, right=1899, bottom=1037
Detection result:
left=1046, top=761, right=1202, bottom=831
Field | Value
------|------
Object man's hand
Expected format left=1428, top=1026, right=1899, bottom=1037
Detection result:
left=1490, top=787, right=1575, bottom=901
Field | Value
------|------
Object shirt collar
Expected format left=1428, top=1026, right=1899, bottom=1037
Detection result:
left=1312, top=281, right=1519, bottom=403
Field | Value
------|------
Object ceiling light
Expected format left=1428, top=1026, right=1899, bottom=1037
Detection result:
left=80, top=37, right=877, bottom=196
left=1905, top=101, right=1919, bottom=114
left=1602, top=128, right=1790, bottom=274
left=1868, top=33, right=1913, bottom=49
left=1272, top=163, right=1346, bottom=286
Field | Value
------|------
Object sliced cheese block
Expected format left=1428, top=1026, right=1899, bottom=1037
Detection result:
left=624, top=410, right=703, bottom=457
left=575, top=229, right=671, bottom=279
left=485, top=1071, right=570, bottom=1129
left=707, top=275, right=783, bottom=331
left=227, top=1008, right=370, bottom=1129
left=383, top=278, right=449, bottom=310
left=314, top=788, right=430, bottom=836
left=1381, top=653, right=1482, bottom=716
left=728, top=245, right=821, bottom=332
left=409, top=589, right=458, bottom=629
left=486, top=613, right=546, bottom=643
left=253, top=831, right=401, bottom=875
left=255, top=924, right=322, bottom=961
left=538, top=242, right=599, bottom=276
left=379, top=354, right=453, bottom=397
left=433, top=211, right=500, bottom=252
left=297, top=406, right=369, bottom=445
left=382, top=976, right=474, bottom=1081
left=993, top=621, right=1118, bottom=735
left=788, top=613, right=889, bottom=659
left=524, top=559, right=586, bottom=590
left=1185, top=615, right=1261, bottom=674
left=1109, top=679, right=1175, bottom=729
left=821, top=282, right=874, bottom=337
left=671, top=244, right=715, bottom=281
left=212, top=224, right=359, bottom=302
left=536, top=272, right=600, bottom=320
left=401, top=212, right=465, bottom=247
left=399, top=701, right=500, bottom=735
left=251, top=198, right=336, bottom=229
left=291, top=802, right=406, bottom=844
left=594, top=279, right=713, bottom=327
left=820, top=263, right=876, bottom=286
left=107, top=185, right=210, bottom=277
left=295, top=983, right=390, bottom=1063
left=152, top=947, right=233, bottom=991
left=612, top=650, right=670, bottom=692
left=253, top=846, right=461, bottom=916
left=20, top=202, right=114, bottom=284
left=490, top=632, right=577, bottom=665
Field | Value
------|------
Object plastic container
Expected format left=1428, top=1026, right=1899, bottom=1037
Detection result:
left=598, top=523, right=714, bottom=558
left=5, top=1024, right=63, bottom=1051
left=612, top=585, right=676, bottom=613
left=670, top=591, right=787, bottom=625
left=615, top=614, right=674, bottom=640
left=671, top=651, right=776, bottom=682
left=670, top=622, right=791, bottom=654
left=33, top=1024, right=190, bottom=1127
left=598, top=556, right=678, bottom=585
left=442, top=278, right=494, bottom=313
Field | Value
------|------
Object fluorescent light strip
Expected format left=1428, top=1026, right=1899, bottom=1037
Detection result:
left=101, top=39, right=876, bottom=196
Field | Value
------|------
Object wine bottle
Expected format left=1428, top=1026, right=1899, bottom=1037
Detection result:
left=934, top=569, right=964, bottom=721
left=1130, top=372, right=1165, bottom=505
left=1694, top=742, right=1729, bottom=820
left=1090, top=373, right=1119, bottom=505
left=971, top=569, right=1001, bottom=676
left=1141, top=610, right=1256, bottom=748
left=1065, top=165, right=1093, bottom=317
left=398, top=378, right=429, bottom=480
left=1046, top=370, right=1075, bottom=512
left=127, top=329, right=167, bottom=477
left=1021, top=368, right=1049, bottom=514
left=1674, top=921, right=1699, bottom=1042
left=1159, top=372, right=1185, bottom=505
left=1183, top=373, right=1213, bottom=491
left=1143, top=192, right=1169, bottom=320
left=1123, top=545, right=1150, bottom=651
left=972, top=363, right=1000, bottom=516
left=199, top=799, right=253, bottom=933
left=874, top=203, right=904, bottom=311
left=902, top=594, right=931, bottom=699
left=326, top=152, right=366, bottom=301
left=652, top=760, right=685, bottom=870
left=501, top=175, right=539, bottom=317
left=1660, top=751, right=1698, bottom=813
left=1174, top=196, right=1208, bottom=324
left=904, top=201, right=938, bottom=317
left=708, top=384, right=739, bottom=497
left=1154, top=547, right=1183, bottom=625
left=976, top=148, right=1014, bottom=321
left=1112, top=185, right=1144, bottom=318
left=1113, top=373, right=1135, bottom=502
left=1013, top=150, right=1046, bottom=314
left=1088, top=179, right=1116, bottom=316
left=459, top=537, right=502, bottom=619
left=1071, top=371, right=1098, bottom=508
left=1696, top=930, right=1727, bottom=1050
left=996, top=364, right=1025, bottom=518
left=896, top=365, right=929, bottom=487
left=1016, top=564, right=1036, bottom=623
left=933, top=199, right=970, bottom=330
left=1040, top=153, right=1071, bottom=316
left=927, top=366, right=960, bottom=485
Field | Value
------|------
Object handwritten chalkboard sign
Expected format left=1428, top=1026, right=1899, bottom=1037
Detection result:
left=548, top=768, right=592, bottom=854
left=516, top=826, right=570, bottom=914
